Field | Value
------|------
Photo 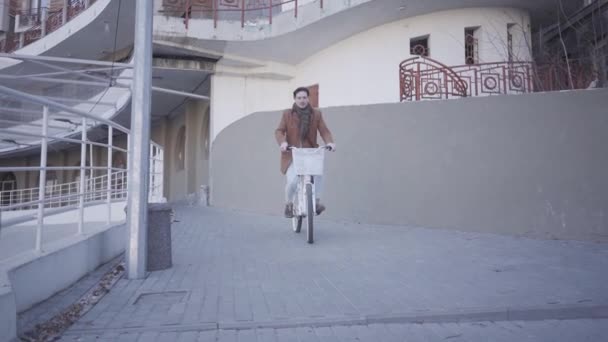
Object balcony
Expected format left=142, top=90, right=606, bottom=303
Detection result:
left=1, top=0, right=98, bottom=53
left=157, top=0, right=322, bottom=29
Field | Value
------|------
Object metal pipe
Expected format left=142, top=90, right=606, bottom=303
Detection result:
left=0, top=118, right=68, bottom=130
left=0, top=74, right=127, bottom=88
left=0, top=129, right=128, bottom=151
left=0, top=84, right=130, bottom=133
left=107, top=125, right=113, bottom=225
left=35, top=106, right=49, bottom=252
left=126, top=0, right=154, bottom=279
left=152, top=86, right=210, bottom=101
left=13, top=66, right=129, bottom=80
left=28, top=58, right=114, bottom=84
left=2, top=197, right=128, bottom=228
left=0, top=53, right=133, bottom=68
left=0, top=166, right=127, bottom=172
left=213, top=0, right=218, bottom=28
left=185, top=0, right=190, bottom=30
left=78, top=117, right=87, bottom=234
left=241, top=0, right=245, bottom=28
left=40, top=95, right=117, bottom=106
left=0, top=180, right=128, bottom=212
left=0, top=107, right=44, bottom=115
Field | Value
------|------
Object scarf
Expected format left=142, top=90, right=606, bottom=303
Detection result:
left=293, top=103, right=312, bottom=144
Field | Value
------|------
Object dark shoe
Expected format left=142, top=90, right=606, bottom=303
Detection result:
left=315, top=199, right=326, bottom=216
left=284, top=203, right=294, bottom=218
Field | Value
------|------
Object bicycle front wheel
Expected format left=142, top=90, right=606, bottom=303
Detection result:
left=306, top=183, right=314, bottom=244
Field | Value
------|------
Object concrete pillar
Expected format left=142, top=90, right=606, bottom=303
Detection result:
left=61, top=150, right=70, bottom=183
left=185, top=101, right=196, bottom=196
left=24, top=156, right=33, bottom=189
left=185, top=100, right=210, bottom=197
left=161, top=117, right=171, bottom=201
left=62, top=0, right=68, bottom=24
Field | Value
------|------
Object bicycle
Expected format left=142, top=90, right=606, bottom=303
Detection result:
left=288, top=146, right=329, bottom=244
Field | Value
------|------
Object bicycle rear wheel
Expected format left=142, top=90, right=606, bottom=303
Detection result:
left=306, top=183, right=314, bottom=244
left=293, top=216, right=302, bottom=233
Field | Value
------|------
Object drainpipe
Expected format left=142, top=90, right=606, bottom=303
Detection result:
left=41, top=7, right=47, bottom=37
left=62, top=0, right=68, bottom=25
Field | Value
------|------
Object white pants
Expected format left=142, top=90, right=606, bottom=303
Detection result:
left=285, top=164, right=324, bottom=203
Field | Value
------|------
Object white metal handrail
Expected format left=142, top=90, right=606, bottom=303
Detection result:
left=0, top=85, right=165, bottom=254
left=0, top=170, right=128, bottom=211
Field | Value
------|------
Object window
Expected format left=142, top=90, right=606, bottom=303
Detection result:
left=72, top=160, right=90, bottom=182
left=1, top=172, right=16, bottom=191
left=0, top=172, right=17, bottom=207
left=175, top=126, right=186, bottom=171
left=27, top=0, right=49, bottom=10
left=410, top=35, right=430, bottom=57
left=465, top=27, right=479, bottom=64
left=37, top=169, right=57, bottom=187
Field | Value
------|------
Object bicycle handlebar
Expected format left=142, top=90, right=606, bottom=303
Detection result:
left=288, top=145, right=330, bottom=151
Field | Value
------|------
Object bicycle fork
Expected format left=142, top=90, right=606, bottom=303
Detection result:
left=295, top=175, right=316, bottom=217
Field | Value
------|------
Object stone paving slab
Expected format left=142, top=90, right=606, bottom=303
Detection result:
left=58, top=319, right=608, bottom=341
left=22, top=205, right=608, bottom=340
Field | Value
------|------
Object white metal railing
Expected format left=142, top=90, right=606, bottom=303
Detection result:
left=0, top=170, right=128, bottom=210
left=0, top=84, right=165, bottom=254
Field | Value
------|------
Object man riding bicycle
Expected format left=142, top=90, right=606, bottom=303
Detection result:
left=275, top=87, right=336, bottom=218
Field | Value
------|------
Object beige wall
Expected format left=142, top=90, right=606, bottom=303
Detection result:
left=208, top=7, right=532, bottom=142
left=210, top=74, right=291, bottom=141
left=151, top=99, right=210, bottom=202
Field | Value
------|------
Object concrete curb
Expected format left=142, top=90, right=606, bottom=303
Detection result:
left=63, top=303, right=608, bottom=335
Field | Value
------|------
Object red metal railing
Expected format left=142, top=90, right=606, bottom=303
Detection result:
left=533, top=58, right=598, bottom=92
left=400, top=56, right=599, bottom=101
left=0, top=0, right=97, bottom=53
left=160, top=0, right=323, bottom=29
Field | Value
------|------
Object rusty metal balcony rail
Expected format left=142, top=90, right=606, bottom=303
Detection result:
left=159, top=0, right=323, bottom=29
left=0, top=0, right=97, bottom=53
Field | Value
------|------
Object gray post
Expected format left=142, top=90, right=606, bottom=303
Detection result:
left=62, top=0, right=68, bottom=24
left=36, top=106, right=49, bottom=252
left=78, top=117, right=87, bottom=234
left=107, top=125, right=113, bottom=225
left=126, top=0, right=154, bottom=279
left=41, top=7, right=47, bottom=37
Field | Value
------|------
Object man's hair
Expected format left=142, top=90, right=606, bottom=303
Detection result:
left=293, top=87, right=310, bottom=98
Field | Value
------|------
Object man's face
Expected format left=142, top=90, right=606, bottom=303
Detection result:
left=294, top=91, right=309, bottom=109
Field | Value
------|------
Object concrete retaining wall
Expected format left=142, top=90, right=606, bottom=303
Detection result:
left=0, top=223, right=125, bottom=341
left=211, top=89, right=608, bottom=242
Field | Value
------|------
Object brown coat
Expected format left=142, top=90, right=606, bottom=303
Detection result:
left=275, top=108, right=334, bottom=174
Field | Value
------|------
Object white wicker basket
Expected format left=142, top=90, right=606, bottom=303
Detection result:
left=292, top=148, right=325, bottom=176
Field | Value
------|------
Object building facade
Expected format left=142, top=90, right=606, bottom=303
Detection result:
left=0, top=0, right=598, bottom=205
